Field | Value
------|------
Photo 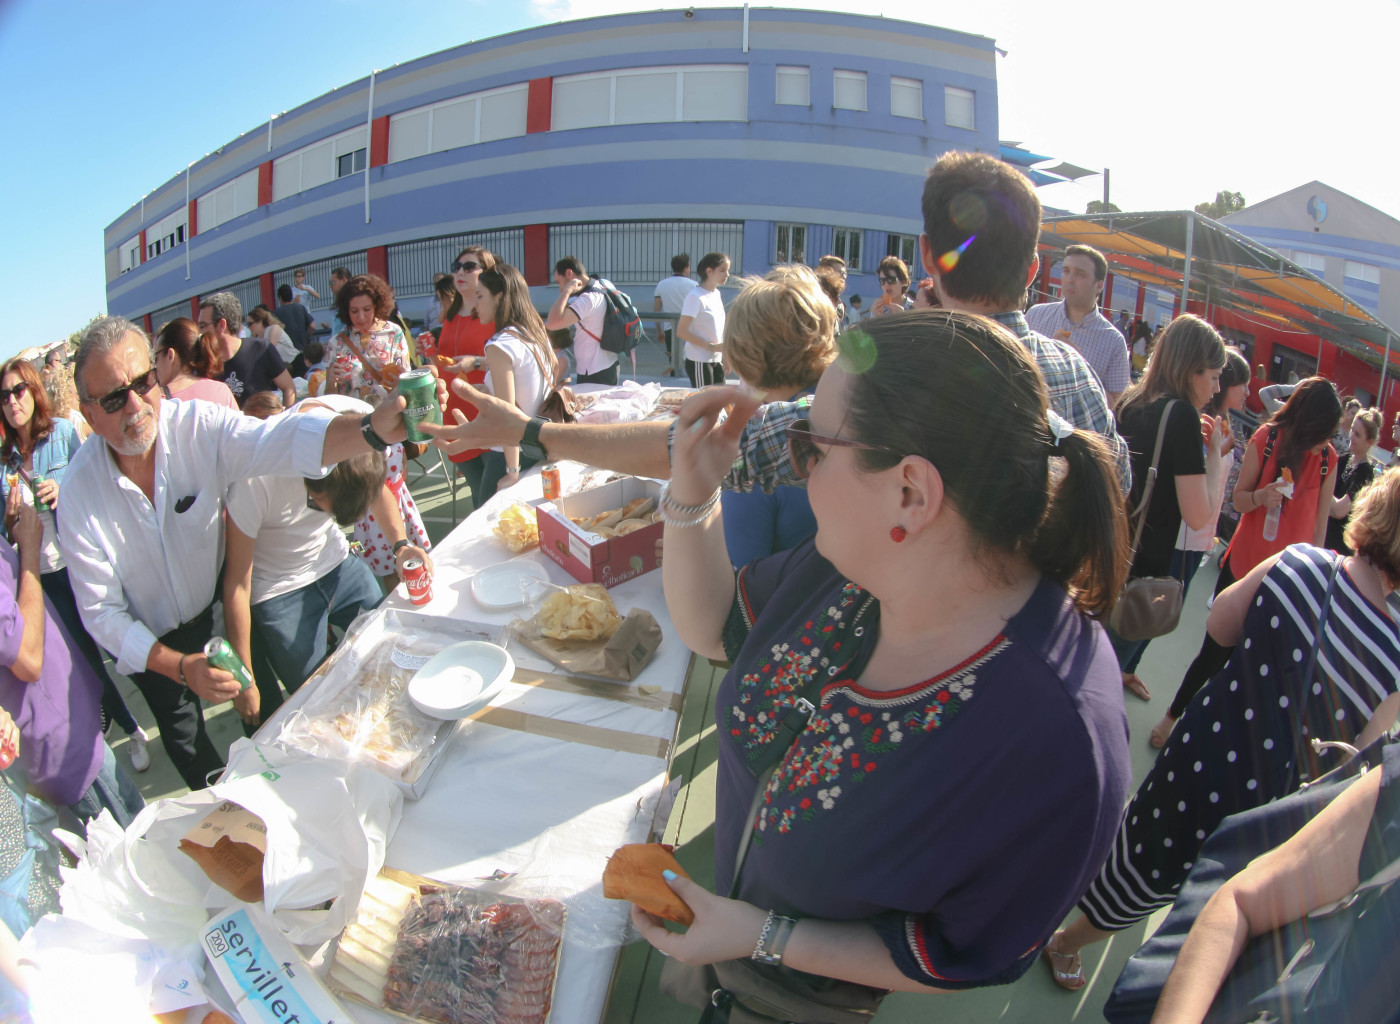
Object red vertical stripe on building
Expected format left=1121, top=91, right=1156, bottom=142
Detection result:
left=526, top=78, right=553, bottom=134
left=189, top=297, right=201, bottom=320
left=370, top=115, right=390, bottom=168
left=188, top=199, right=198, bottom=237
left=523, top=224, right=550, bottom=285
left=139, top=230, right=147, bottom=265
left=257, top=162, right=273, bottom=206
left=260, top=273, right=275, bottom=309
left=367, top=246, right=388, bottom=281
left=1102, top=272, right=1114, bottom=312
left=1036, top=257, right=1052, bottom=305
left=143, top=314, right=153, bottom=336
left=1133, top=282, right=1145, bottom=317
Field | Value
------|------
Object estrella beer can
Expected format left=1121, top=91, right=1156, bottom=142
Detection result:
left=204, top=637, right=255, bottom=692
left=397, top=368, right=441, bottom=443
left=402, top=558, right=433, bottom=605
left=541, top=463, right=561, bottom=501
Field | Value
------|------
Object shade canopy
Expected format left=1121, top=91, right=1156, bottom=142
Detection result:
left=1039, top=211, right=1400, bottom=374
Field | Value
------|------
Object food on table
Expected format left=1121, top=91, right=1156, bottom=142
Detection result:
left=330, top=872, right=565, bottom=1024
left=574, top=497, right=656, bottom=536
left=602, top=843, right=694, bottom=925
left=536, top=584, right=622, bottom=642
left=613, top=518, right=649, bottom=536
left=493, top=504, right=539, bottom=553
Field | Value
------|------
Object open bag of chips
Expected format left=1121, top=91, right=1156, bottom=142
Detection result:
left=510, top=584, right=660, bottom=681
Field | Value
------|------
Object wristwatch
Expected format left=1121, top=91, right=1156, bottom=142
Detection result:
left=520, top=416, right=549, bottom=462
left=391, top=539, right=412, bottom=557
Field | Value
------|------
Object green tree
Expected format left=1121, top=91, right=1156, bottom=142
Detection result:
left=1086, top=200, right=1121, bottom=214
left=1194, top=190, right=1246, bottom=219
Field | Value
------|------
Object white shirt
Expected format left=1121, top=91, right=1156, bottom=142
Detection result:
left=226, top=473, right=348, bottom=605
left=483, top=329, right=551, bottom=451
left=680, top=286, right=725, bottom=364
left=55, top=398, right=336, bottom=674
left=567, top=285, right=617, bottom=376
left=655, top=274, right=693, bottom=315
left=292, top=284, right=315, bottom=308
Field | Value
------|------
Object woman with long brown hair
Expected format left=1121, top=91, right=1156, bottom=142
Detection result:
left=435, top=245, right=497, bottom=508
left=153, top=317, right=237, bottom=409
left=0, top=356, right=150, bottom=771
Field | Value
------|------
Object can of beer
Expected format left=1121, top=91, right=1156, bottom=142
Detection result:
left=397, top=368, right=441, bottom=443
left=541, top=463, right=561, bottom=501
left=402, top=558, right=433, bottom=605
left=31, top=474, right=47, bottom=512
left=204, top=636, right=255, bottom=692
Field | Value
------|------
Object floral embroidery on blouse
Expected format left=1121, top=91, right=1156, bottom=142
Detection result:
left=751, top=635, right=1008, bottom=839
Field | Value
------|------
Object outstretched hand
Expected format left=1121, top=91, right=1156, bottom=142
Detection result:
left=421, top=377, right=530, bottom=455
left=667, top=385, right=765, bottom=505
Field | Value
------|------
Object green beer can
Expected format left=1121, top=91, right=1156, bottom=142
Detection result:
left=204, top=636, right=254, bottom=692
left=397, top=368, right=441, bottom=443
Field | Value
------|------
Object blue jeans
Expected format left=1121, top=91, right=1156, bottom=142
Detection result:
left=69, top=742, right=144, bottom=829
left=250, top=555, right=383, bottom=703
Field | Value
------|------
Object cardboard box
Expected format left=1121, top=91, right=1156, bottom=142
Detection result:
left=203, top=904, right=351, bottom=1023
left=537, top=478, right=663, bottom=588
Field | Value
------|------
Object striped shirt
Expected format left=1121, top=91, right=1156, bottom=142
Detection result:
left=1025, top=301, right=1132, bottom=397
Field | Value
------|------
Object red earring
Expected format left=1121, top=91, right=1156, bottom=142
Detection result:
left=889, top=526, right=907, bottom=543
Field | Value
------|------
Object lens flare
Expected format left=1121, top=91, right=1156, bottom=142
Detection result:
left=936, top=235, right=976, bottom=273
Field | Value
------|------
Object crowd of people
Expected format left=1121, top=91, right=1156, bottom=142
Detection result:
left=0, top=146, right=1396, bottom=1023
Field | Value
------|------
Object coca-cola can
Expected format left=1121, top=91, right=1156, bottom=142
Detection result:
left=0, top=734, right=15, bottom=770
left=541, top=463, right=561, bottom=501
left=402, top=558, right=433, bottom=605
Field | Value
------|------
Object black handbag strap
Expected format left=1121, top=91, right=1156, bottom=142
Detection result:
left=1124, top=399, right=1178, bottom=566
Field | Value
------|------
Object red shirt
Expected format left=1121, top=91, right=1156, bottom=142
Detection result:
left=1225, top=426, right=1333, bottom=575
left=436, top=313, right=494, bottom=463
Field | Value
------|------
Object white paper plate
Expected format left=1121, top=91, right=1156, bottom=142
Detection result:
left=408, top=641, right=515, bottom=720
left=471, top=561, right=552, bottom=610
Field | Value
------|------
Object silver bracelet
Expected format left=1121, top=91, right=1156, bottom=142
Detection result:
left=751, top=909, right=799, bottom=966
left=658, top=481, right=721, bottom=527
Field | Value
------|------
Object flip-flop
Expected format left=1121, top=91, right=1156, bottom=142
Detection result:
left=1123, top=673, right=1152, bottom=702
left=1042, top=935, right=1086, bottom=992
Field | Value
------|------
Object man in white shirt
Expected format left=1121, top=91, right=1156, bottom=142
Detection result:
left=57, top=315, right=444, bottom=790
left=1025, top=245, right=1132, bottom=405
left=653, top=254, right=693, bottom=357
left=545, top=256, right=618, bottom=386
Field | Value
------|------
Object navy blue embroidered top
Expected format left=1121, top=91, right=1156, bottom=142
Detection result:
left=716, top=539, right=1132, bottom=988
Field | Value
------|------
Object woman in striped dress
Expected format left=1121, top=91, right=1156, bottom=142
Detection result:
left=1042, top=469, right=1400, bottom=991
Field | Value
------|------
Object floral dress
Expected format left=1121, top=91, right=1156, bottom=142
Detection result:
left=326, top=322, right=409, bottom=403
left=352, top=442, right=431, bottom=577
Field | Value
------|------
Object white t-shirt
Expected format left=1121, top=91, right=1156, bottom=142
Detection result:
left=226, top=473, right=349, bottom=606
left=680, top=286, right=725, bottom=364
left=292, top=284, right=315, bottom=308
left=267, top=325, right=298, bottom=364
left=567, top=286, right=616, bottom=376
left=655, top=274, right=694, bottom=315
left=483, top=329, right=552, bottom=451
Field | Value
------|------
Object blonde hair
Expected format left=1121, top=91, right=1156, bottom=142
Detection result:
left=1354, top=408, right=1381, bottom=442
left=1344, top=467, right=1400, bottom=584
left=723, top=265, right=837, bottom=391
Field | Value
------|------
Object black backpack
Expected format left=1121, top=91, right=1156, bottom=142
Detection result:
left=580, top=278, right=648, bottom=356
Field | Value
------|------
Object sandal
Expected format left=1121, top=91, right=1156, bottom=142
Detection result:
left=1122, top=673, right=1152, bottom=702
left=1149, top=715, right=1177, bottom=749
left=1042, top=932, right=1086, bottom=992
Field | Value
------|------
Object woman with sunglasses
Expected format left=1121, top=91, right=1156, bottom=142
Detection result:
left=153, top=318, right=238, bottom=410
left=435, top=246, right=497, bottom=508
left=633, top=311, right=1132, bottom=1013
left=246, top=306, right=301, bottom=377
left=867, top=256, right=912, bottom=318
left=0, top=357, right=150, bottom=772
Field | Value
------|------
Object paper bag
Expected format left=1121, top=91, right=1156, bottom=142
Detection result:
left=515, top=609, right=661, bottom=681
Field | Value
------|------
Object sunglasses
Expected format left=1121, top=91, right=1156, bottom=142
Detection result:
left=90, top=368, right=159, bottom=414
left=0, top=382, right=28, bottom=403
left=451, top=259, right=481, bottom=273
left=878, top=275, right=901, bottom=285
left=785, top=417, right=902, bottom=479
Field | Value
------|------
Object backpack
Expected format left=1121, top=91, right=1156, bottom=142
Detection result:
left=579, top=278, right=648, bottom=356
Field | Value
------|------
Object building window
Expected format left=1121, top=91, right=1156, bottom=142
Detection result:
left=944, top=86, right=975, bottom=130
left=1292, top=251, right=1326, bottom=275
left=890, top=77, right=923, bottom=119
left=552, top=65, right=748, bottom=132
left=197, top=167, right=259, bottom=233
left=776, top=223, right=807, bottom=265
left=833, top=70, right=867, bottom=111
left=832, top=228, right=861, bottom=271
left=887, top=233, right=917, bottom=268
left=336, top=148, right=367, bottom=178
left=388, top=83, right=530, bottom=163
left=1344, top=260, right=1380, bottom=285
left=776, top=66, right=810, bottom=106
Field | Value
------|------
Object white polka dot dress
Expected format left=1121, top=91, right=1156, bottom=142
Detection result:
left=353, top=443, right=431, bottom=577
left=1078, top=545, right=1400, bottom=931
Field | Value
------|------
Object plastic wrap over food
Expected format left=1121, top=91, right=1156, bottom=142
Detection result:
left=571, top=381, right=662, bottom=424
left=268, top=610, right=500, bottom=791
left=330, top=869, right=565, bottom=1024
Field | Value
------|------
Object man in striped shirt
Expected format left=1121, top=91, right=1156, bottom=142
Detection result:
left=1027, top=245, right=1132, bottom=405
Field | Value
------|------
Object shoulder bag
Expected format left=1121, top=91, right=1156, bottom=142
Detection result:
left=1108, top=400, right=1185, bottom=641
left=518, top=331, right=579, bottom=424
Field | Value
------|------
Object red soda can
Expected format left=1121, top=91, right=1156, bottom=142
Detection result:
left=0, top=734, right=15, bottom=770
left=541, top=463, right=561, bottom=501
left=402, top=558, right=433, bottom=605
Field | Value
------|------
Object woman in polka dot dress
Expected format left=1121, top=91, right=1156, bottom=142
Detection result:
left=1041, top=472, right=1400, bottom=991
left=355, top=440, right=431, bottom=587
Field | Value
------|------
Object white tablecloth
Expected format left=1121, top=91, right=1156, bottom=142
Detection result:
left=346, top=461, right=690, bottom=1024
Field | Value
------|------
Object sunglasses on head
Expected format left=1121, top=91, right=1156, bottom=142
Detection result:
left=0, top=382, right=28, bottom=403
left=785, top=417, right=902, bottom=479
left=451, top=259, right=481, bottom=273
left=91, top=368, right=159, bottom=414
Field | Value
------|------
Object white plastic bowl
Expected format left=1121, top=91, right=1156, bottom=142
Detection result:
left=407, top=641, right=515, bottom=720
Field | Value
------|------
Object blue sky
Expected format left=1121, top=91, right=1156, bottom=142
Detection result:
left=2, top=0, right=1396, bottom=360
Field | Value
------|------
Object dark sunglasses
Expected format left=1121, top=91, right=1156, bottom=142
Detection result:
left=785, top=417, right=902, bottom=479
left=90, top=368, right=159, bottom=414
left=0, top=382, right=28, bottom=403
left=451, top=259, right=481, bottom=273
left=878, top=275, right=901, bottom=285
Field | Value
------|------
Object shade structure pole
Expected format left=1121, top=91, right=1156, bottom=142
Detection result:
left=1380, top=331, right=1394, bottom=407
left=1179, top=213, right=1194, bottom=314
